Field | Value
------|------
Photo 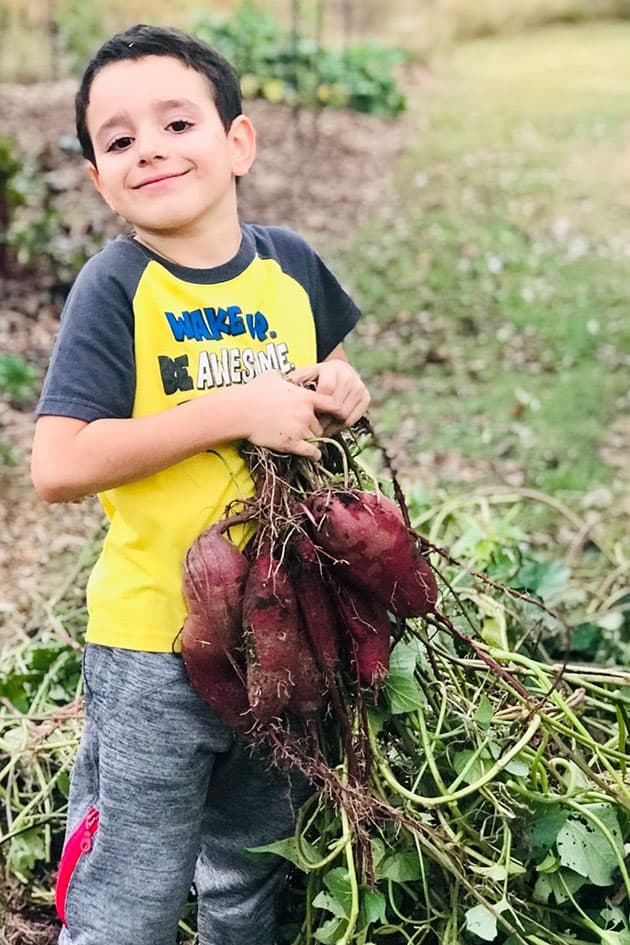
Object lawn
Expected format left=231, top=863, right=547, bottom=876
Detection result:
left=343, top=22, right=630, bottom=501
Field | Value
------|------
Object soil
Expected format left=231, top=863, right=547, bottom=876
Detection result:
left=0, top=76, right=417, bottom=644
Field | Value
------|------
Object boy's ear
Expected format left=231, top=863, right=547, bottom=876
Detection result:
left=86, top=161, right=116, bottom=212
left=229, top=115, right=256, bottom=178
left=86, top=161, right=101, bottom=192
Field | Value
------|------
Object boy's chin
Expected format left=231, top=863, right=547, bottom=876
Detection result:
left=127, top=215, right=194, bottom=236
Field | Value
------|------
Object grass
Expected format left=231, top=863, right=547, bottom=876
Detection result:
left=342, top=22, right=630, bottom=499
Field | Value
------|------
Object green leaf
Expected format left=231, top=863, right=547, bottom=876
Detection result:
left=451, top=523, right=485, bottom=558
left=378, top=850, right=423, bottom=883
left=384, top=640, right=426, bottom=714
left=474, top=861, right=526, bottom=881
left=312, top=891, right=347, bottom=919
left=480, top=615, right=508, bottom=649
left=370, top=836, right=387, bottom=871
left=0, top=724, right=29, bottom=754
left=555, top=760, right=592, bottom=790
left=533, top=868, right=586, bottom=905
left=475, top=694, right=493, bottom=729
left=536, top=850, right=560, bottom=874
left=527, top=806, right=570, bottom=856
left=504, top=755, right=530, bottom=777
left=452, top=748, right=491, bottom=785
left=247, top=835, right=319, bottom=869
left=556, top=804, right=623, bottom=886
left=389, top=639, right=424, bottom=676
left=367, top=704, right=388, bottom=735
left=516, top=559, right=570, bottom=601
left=598, top=933, right=630, bottom=945
left=362, top=888, right=388, bottom=926
left=570, top=622, right=603, bottom=656
left=6, top=827, right=47, bottom=882
left=384, top=673, right=426, bottom=714
left=50, top=683, right=73, bottom=703
left=313, top=917, right=345, bottom=944
left=57, top=769, right=71, bottom=799
left=29, top=645, right=62, bottom=671
left=323, top=867, right=352, bottom=918
left=0, top=673, right=31, bottom=713
left=464, top=904, right=498, bottom=942
left=600, top=903, right=629, bottom=930
left=312, top=875, right=354, bottom=944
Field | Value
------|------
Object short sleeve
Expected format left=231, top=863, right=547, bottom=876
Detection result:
left=248, top=225, right=361, bottom=360
left=36, top=240, right=144, bottom=422
left=303, top=244, right=361, bottom=359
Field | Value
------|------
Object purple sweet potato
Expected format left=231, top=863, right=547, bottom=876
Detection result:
left=182, top=522, right=249, bottom=653
left=180, top=523, right=251, bottom=729
left=243, top=553, right=302, bottom=723
left=287, top=618, right=326, bottom=718
left=333, top=581, right=391, bottom=689
left=309, top=490, right=438, bottom=618
left=291, top=535, right=340, bottom=676
left=180, top=614, right=251, bottom=731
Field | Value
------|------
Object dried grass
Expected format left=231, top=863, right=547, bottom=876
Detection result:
left=357, top=0, right=630, bottom=54
left=1, top=0, right=629, bottom=81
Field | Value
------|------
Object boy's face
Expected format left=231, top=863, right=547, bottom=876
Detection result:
left=85, top=55, right=255, bottom=241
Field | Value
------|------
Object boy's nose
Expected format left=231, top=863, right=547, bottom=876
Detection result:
left=136, top=135, right=166, bottom=164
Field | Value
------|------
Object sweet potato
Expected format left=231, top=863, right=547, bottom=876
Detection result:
left=309, top=490, right=438, bottom=618
left=333, top=581, right=391, bottom=688
left=291, top=535, right=340, bottom=675
left=287, top=618, right=326, bottom=718
left=180, top=523, right=251, bottom=729
left=180, top=614, right=250, bottom=731
left=243, top=553, right=301, bottom=723
left=182, top=522, right=249, bottom=652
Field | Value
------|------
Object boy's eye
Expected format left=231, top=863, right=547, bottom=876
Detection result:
left=168, top=119, right=192, bottom=133
left=108, top=136, right=133, bottom=152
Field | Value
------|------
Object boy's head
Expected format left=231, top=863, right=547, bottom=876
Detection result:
left=76, top=24, right=242, bottom=167
left=77, top=24, right=256, bottom=248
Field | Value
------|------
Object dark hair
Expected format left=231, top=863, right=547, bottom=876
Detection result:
left=75, top=24, right=242, bottom=165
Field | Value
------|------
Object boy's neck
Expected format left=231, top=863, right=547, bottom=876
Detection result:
left=132, top=217, right=243, bottom=269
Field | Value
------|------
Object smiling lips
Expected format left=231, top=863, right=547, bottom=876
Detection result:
left=133, top=170, right=189, bottom=189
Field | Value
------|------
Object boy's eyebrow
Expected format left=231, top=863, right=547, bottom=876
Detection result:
left=157, top=98, right=204, bottom=113
left=93, top=111, right=133, bottom=146
left=93, top=99, right=203, bottom=146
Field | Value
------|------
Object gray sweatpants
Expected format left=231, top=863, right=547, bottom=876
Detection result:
left=57, top=644, right=308, bottom=945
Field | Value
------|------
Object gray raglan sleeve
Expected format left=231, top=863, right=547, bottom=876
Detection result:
left=36, top=243, right=140, bottom=422
left=306, top=245, right=361, bottom=359
left=251, top=226, right=361, bottom=359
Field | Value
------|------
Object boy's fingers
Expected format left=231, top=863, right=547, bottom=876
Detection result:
left=318, top=389, right=369, bottom=426
left=308, top=416, right=324, bottom=439
left=345, top=404, right=367, bottom=428
left=291, top=365, right=319, bottom=387
left=312, top=391, right=343, bottom=417
left=295, top=439, right=322, bottom=461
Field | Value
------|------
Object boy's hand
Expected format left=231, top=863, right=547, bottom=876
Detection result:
left=242, top=371, right=342, bottom=460
left=292, top=359, right=370, bottom=436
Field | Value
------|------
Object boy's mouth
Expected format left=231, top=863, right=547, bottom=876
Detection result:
left=133, top=170, right=189, bottom=190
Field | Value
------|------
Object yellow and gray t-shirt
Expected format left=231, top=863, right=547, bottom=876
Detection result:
left=37, top=225, right=360, bottom=652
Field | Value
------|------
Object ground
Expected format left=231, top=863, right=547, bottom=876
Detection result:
left=0, top=75, right=417, bottom=644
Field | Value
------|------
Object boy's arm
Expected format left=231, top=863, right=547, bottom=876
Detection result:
left=31, top=370, right=345, bottom=504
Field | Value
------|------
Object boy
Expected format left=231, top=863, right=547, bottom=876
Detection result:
left=31, top=23, right=370, bottom=945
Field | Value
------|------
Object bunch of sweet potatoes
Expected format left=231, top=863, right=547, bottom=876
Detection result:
left=180, top=490, right=438, bottom=731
